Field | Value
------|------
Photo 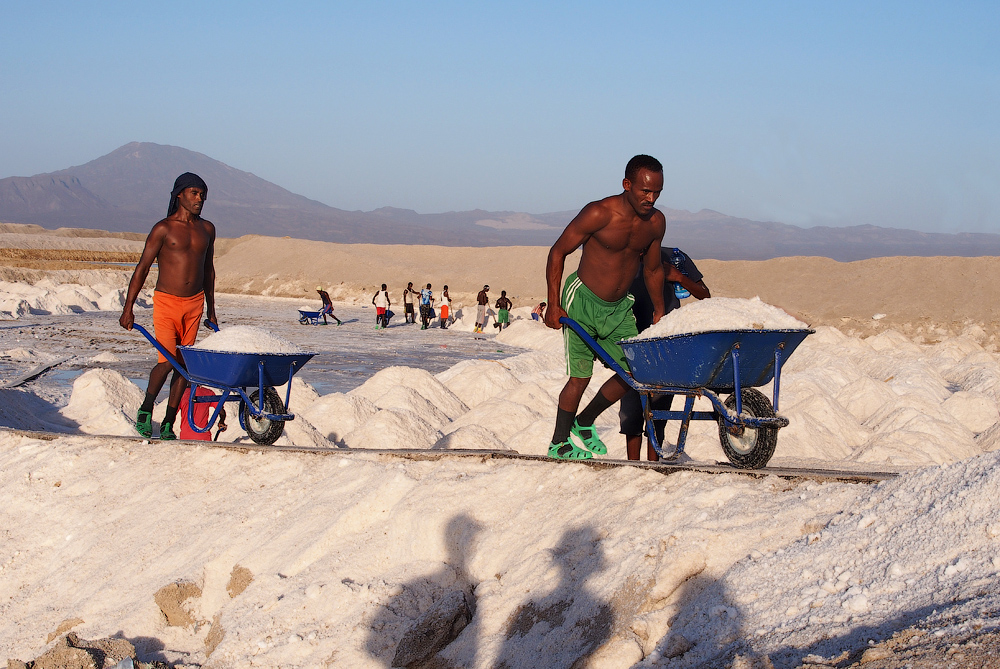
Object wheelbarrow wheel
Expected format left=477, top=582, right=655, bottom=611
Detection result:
left=717, top=388, right=777, bottom=469
left=240, top=387, right=286, bottom=446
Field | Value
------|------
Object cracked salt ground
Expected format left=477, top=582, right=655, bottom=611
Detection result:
left=2, top=280, right=1000, bottom=667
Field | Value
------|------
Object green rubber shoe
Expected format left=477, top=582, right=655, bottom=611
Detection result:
left=571, top=421, right=607, bottom=455
left=548, top=440, right=592, bottom=460
left=136, top=410, right=153, bottom=438
left=159, top=421, right=177, bottom=441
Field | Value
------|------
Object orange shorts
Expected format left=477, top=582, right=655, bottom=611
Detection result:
left=153, top=291, right=205, bottom=363
left=440, top=304, right=449, bottom=319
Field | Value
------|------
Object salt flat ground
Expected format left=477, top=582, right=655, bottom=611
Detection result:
left=0, top=293, right=517, bottom=404
left=2, top=266, right=1000, bottom=666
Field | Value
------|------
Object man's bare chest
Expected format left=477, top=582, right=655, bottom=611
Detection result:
left=588, top=219, right=655, bottom=254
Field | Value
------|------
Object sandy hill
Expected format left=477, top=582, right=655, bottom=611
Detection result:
left=2, top=223, right=998, bottom=345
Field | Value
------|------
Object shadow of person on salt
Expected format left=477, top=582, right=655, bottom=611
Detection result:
left=364, top=513, right=483, bottom=668
left=493, top=525, right=614, bottom=669
left=647, top=571, right=748, bottom=667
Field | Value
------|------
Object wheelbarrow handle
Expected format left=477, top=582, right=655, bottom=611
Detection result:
left=130, top=324, right=191, bottom=382
left=558, top=316, right=636, bottom=386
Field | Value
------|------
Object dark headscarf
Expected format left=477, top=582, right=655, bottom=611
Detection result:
left=167, top=172, right=208, bottom=216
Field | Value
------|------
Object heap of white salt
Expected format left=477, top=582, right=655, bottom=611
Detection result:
left=632, top=296, right=808, bottom=340
left=191, top=325, right=304, bottom=354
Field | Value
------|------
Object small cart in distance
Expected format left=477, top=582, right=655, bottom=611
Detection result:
left=560, top=317, right=813, bottom=469
left=298, top=309, right=323, bottom=325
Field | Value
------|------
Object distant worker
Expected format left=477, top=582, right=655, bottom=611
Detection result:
left=531, top=302, right=547, bottom=321
left=440, top=285, right=451, bottom=329
left=494, top=290, right=512, bottom=330
left=316, top=286, right=342, bottom=325
left=120, top=172, right=217, bottom=441
left=403, top=282, right=416, bottom=324
left=372, top=283, right=391, bottom=329
left=419, top=283, right=435, bottom=329
left=544, top=155, right=666, bottom=460
left=619, top=247, right=710, bottom=461
left=475, top=285, right=490, bottom=333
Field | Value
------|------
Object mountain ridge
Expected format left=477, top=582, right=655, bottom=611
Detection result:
left=2, top=142, right=999, bottom=260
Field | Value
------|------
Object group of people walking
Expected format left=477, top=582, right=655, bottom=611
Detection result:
left=360, top=282, right=522, bottom=331
left=369, top=282, right=453, bottom=330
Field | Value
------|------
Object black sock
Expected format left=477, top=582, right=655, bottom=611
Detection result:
left=140, top=392, right=156, bottom=414
left=163, top=405, right=178, bottom=425
left=551, top=407, right=575, bottom=444
left=577, top=391, right=615, bottom=428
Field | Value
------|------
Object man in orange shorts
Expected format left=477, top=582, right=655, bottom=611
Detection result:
left=120, top=172, right=218, bottom=440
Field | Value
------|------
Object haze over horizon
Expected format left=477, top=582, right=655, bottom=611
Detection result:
left=2, top=1, right=998, bottom=234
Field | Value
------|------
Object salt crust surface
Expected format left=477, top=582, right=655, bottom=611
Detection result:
left=633, top=296, right=808, bottom=339
left=1, top=431, right=999, bottom=667
left=0, top=279, right=138, bottom=319
left=2, top=287, right=1000, bottom=666
left=193, top=325, right=304, bottom=354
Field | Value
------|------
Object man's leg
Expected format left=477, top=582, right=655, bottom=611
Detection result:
left=549, top=376, right=592, bottom=459
left=580, top=375, right=631, bottom=418
left=626, top=434, right=643, bottom=461
left=137, top=361, right=172, bottom=437
left=159, top=370, right=188, bottom=439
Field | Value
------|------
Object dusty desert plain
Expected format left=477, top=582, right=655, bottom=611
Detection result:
left=2, top=222, right=1000, bottom=669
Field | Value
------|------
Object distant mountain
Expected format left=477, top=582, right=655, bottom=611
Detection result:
left=2, top=142, right=999, bottom=260
left=0, top=143, right=566, bottom=245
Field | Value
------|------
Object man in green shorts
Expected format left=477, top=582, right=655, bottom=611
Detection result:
left=494, top=290, right=512, bottom=329
left=544, top=155, right=667, bottom=459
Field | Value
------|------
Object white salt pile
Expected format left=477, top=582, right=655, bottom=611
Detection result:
left=0, top=279, right=136, bottom=319
left=633, top=296, right=808, bottom=340
left=192, top=326, right=304, bottom=354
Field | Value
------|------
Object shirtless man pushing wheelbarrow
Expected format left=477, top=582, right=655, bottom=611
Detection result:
left=120, top=172, right=218, bottom=440
left=544, top=154, right=676, bottom=460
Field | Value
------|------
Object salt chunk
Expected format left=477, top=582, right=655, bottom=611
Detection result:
left=844, top=594, right=869, bottom=612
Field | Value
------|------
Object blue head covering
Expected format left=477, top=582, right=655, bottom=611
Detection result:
left=167, top=172, right=208, bottom=216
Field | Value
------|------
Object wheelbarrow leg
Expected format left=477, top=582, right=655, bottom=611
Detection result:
left=675, top=394, right=697, bottom=455
left=642, top=392, right=668, bottom=459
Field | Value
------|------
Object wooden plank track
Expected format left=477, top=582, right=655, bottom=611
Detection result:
left=3, top=428, right=899, bottom=484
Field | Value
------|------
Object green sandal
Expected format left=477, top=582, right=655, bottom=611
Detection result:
left=571, top=421, right=607, bottom=455
left=159, top=421, right=177, bottom=441
left=548, top=440, right=592, bottom=460
left=136, top=409, right=153, bottom=438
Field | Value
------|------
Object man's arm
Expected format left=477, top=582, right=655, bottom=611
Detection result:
left=544, top=202, right=608, bottom=329
left=686, top=278, right=711, bottom=300
left=642, top=232, right=667, bottom=325
left=203, top=222, right=217, bottom=326
left=119, top=222, right=166, bottom=330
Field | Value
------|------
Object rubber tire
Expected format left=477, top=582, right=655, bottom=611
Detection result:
left=240, top=387, right=286, bottom=446
left=717, top=388, right=778, bottom=469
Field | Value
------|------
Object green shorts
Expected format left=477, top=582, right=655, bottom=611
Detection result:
left=498, top=309, right=509, bottom=324
left=561, top=272, right=637, bottom=378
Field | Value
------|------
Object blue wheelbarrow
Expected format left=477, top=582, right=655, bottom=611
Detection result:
left=132, top=323, right=315, bottom=445
left=298, top=309, right=323, bottom=325
left=561, top=317, right=813, bottom=469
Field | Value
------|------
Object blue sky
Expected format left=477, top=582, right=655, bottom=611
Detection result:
left=2, top=1, right=997, bottom=232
